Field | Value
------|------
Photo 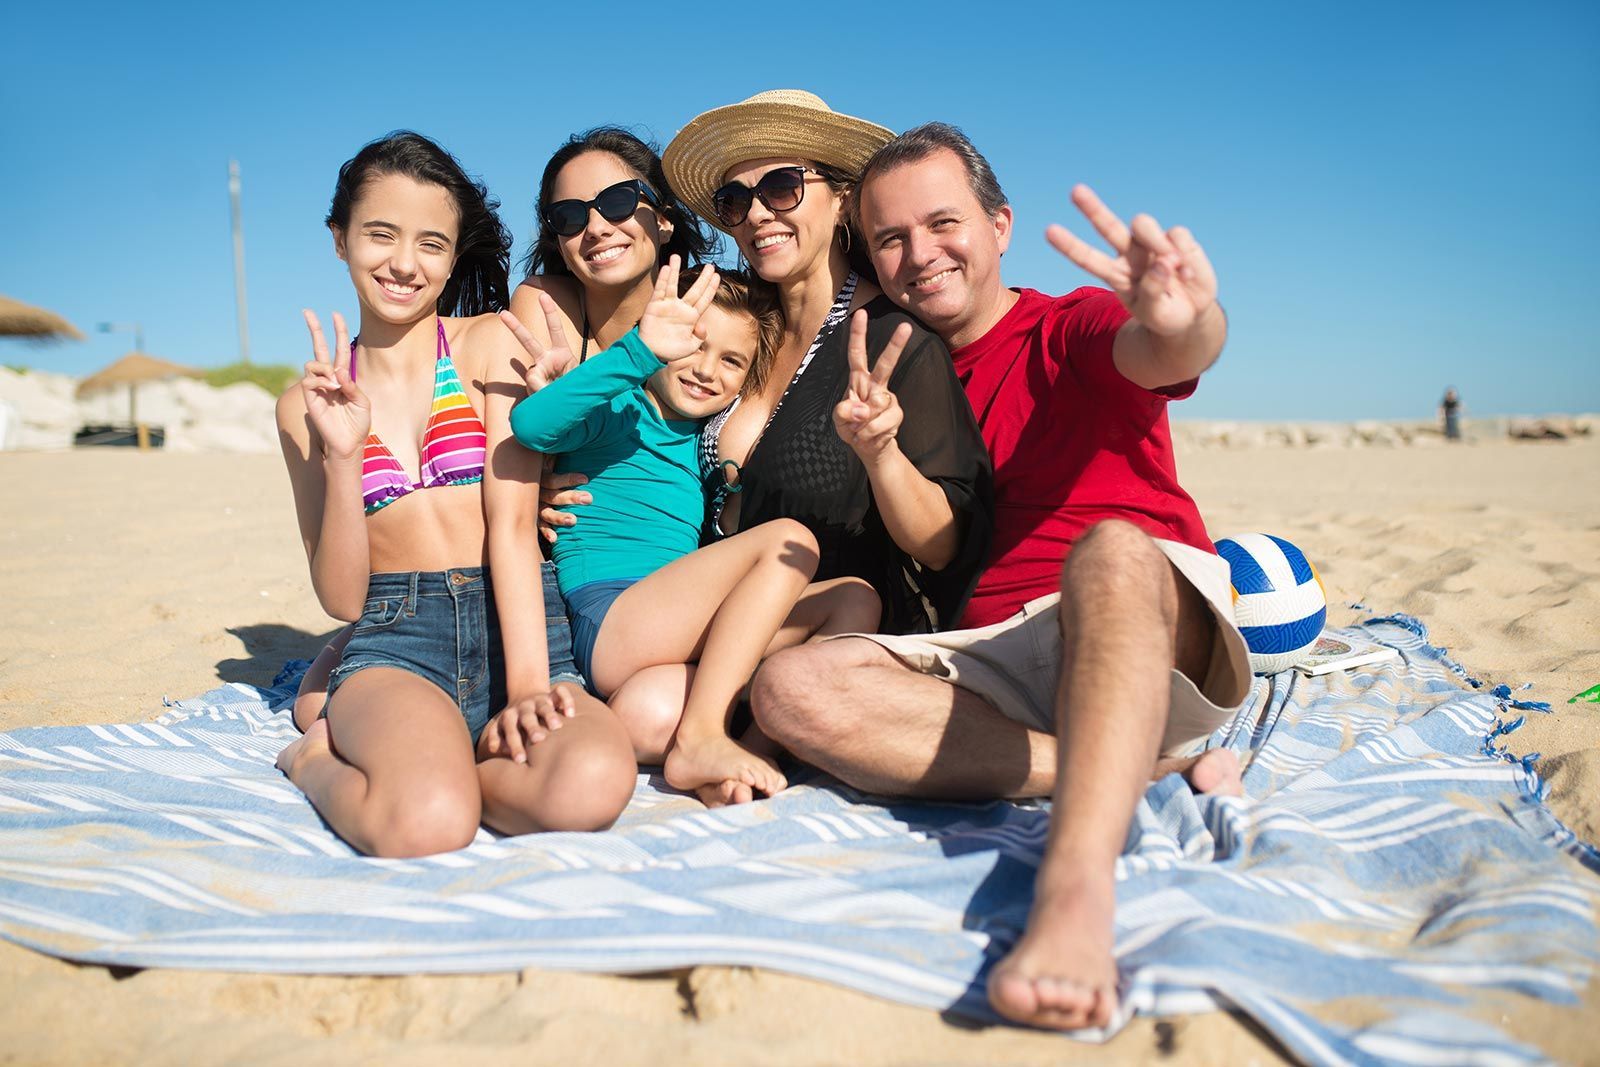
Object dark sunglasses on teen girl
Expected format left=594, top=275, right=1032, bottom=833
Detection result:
left=543, top=179, right=661, bottom=237
left=710, top=166, right=822, bottom=228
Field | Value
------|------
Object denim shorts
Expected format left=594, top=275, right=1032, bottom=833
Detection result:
left=542, top=560, right=586, bottom=688
left=563, top=578, right=639, bottom=692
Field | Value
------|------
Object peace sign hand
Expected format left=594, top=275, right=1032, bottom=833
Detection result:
left=498, top=295, right=581, bottom=393
left=637, top=255, right=720, bottom=364
left=833, top=310, right=912, bottom=466
left=299, top=310, right=370, bottom=461
left=1047, top=184, right=1218, bottom=337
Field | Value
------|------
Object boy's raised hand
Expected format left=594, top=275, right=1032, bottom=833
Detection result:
left=833, top=309, right=912, bottom=465
left=637, top=255, right=720, bottom=363
left=299, top=309, right=370, bottom=460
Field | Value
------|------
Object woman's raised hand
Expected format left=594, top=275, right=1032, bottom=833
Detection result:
left=300, top=310, right=370, bottom=460
left=637, top=255, right=720, bottom=363
left=1047, top=184, right=1218, bottom=337
left=833, top=310, right=912, bottom=465
left=498, top=294, right=579, bottom=393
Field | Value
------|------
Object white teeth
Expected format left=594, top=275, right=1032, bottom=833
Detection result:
left=380, top=280, right=420, bottom=294
left=754, top=234, right=791, bottom=250
left=680, top=380, right=711, bottom=399
left=914, top=268, right=956, bottom=289
left=587, top=246, right=627, bottom=263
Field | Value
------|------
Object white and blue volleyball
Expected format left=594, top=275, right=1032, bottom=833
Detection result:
left=1215, top=533, right=1327, bottom=674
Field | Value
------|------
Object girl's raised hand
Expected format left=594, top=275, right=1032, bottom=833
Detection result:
left=498, top=293, right=579, bottom=393
left=832, top=309, right=911, bottom=466
left=637, top=256, right=720, bottom=364
left=299, top=310, right=370, bottom=460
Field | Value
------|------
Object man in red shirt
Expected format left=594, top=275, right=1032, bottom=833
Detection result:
left=749, top=124, right=1252, bottom=1032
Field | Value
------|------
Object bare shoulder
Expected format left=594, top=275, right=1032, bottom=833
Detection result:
left=511, top=275, right=583, bottom=331
left=275, top=379, right=308, bottom=428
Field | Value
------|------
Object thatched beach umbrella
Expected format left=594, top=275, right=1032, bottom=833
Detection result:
left=76, top=352, right=205, bottom=425
left=0, top=295, right=84, bottom=340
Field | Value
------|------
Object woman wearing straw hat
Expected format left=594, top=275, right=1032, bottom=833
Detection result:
left=662, top=90, right=993, bottom=637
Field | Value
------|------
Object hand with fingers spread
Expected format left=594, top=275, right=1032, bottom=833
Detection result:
left=480, top=686, right=580, bottom=764
left=1047, top=184, right=1218, bottom=338
left=637, top=255, right=720, bottom=363
left=299, top=310, right=370, bottom=460
left=498, top=295, right=579, bottom=393
left=832, top=310, right=913, bottom=466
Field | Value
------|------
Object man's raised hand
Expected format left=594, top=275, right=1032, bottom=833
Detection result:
left=1047, top=184, right=1218, bottom=337
left=299, top=310, right=370, bottom=460
left=833, top=309, right=912, bottom=465
left=638, top=256, right=719, bottom=363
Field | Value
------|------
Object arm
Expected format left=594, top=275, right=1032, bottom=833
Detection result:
left=1048, top=184, right=1226, bottom=391
left=476, top=318, right=552, bottom=697
left=507, top=328, right=659, bottom=453
left=833, top=311, right=961, bottom=570
left=275, top=311, right=371, bottom=622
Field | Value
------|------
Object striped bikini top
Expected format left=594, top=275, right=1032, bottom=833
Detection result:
left=352, top=321, right=487, bottom=515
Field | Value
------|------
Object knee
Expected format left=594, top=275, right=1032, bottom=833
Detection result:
left=1062, top=520, right=1166, bottom=598
left=837, top=578, right=882, bottom=632
left=750, top=644, right=856, bottom=756
left=537, top=742, right=638, bottom=832
left=765, top=518, right=819, bottom=573
left=370, top=787, right=481, bottom=858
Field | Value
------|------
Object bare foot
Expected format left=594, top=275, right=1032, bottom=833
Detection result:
left=1184, top=748, right=1242, bottom=797
left=1152, top=748, right=1243, bottom=797
left=276, top=716, right=330, bottom=780
left=665, top=733, right=786, bottom=798
left=694, top=779, right=754, bottom=808
left=987, top=867, right=1119, bottom=1030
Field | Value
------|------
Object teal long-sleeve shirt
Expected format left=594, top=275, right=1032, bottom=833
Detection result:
left=509, top=328, right=704, bottom=596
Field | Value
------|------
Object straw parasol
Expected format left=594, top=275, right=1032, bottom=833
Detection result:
left=0, top=295, right=84, bottom=340
left=76, top=352, right=205, bottom=425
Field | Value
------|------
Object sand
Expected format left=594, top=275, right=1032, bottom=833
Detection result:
left=1, top=439, right=1597, bottom=1065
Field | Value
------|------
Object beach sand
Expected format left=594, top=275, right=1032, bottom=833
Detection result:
left=1, top=440, right=1596, bottom=1065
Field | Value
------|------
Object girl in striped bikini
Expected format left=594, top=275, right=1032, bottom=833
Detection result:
left=273, top=132, right=637, bottom=857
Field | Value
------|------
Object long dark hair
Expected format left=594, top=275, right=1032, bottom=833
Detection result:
left=523, top=127, right=716, bottom=279
left=326, top=131, right=511, bottom=316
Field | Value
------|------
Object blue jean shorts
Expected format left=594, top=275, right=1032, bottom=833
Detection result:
left=563, top=578, right=639, bottom=693
left=327, top=568, right=506, bottom=743
left=542, top=560, right=586, bottom=688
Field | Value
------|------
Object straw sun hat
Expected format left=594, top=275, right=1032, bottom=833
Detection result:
left=663, top=90, right=894, bottom=232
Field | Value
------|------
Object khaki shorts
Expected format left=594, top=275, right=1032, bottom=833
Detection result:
left=848, top=539, right=1252, bottom=757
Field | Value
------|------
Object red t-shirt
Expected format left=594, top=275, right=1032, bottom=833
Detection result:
left=952, top=287, right=1214, bottom=628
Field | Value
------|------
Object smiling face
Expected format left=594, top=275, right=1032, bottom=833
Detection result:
left=648, top=304, right=760, bottom=420
left=549, top=150, right=671, bottom=291
left=859, top=148, right=1013, bottom=349
left=721, top=157, right=844, bottom=288
left=333, top=172, right=460, bottom=325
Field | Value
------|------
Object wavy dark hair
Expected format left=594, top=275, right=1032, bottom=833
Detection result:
left=326, top=131, right=512, bottom=316
left=523, top=127, right=716, bottom=279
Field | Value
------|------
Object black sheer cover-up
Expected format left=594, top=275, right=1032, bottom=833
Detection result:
left=707, top=295, right=994, bottom=635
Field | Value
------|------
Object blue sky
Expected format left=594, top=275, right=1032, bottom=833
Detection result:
left=3, top=0, right=1595, bottom=419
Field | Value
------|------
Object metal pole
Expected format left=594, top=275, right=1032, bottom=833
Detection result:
left=228, top=159, right=251, bottom=365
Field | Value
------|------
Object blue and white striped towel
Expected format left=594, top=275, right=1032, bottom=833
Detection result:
left=0, top=616, right=1595, bottom=1067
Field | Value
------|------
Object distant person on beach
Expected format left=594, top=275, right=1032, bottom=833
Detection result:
left=507, top=258, right=881, bottom=800
left=273, top=132, right=636, bottom=856
left=1439, top=387, right=1462, bottom=440
left=746, top=123, right=1251, bottom=1030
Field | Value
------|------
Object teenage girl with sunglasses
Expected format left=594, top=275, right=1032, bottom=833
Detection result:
left=273, top=132, right=636, bottom=857
left=504, top=129, right=749, bottom=767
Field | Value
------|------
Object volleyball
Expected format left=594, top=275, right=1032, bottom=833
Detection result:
left=1215, top=533, right=1327, bottom=674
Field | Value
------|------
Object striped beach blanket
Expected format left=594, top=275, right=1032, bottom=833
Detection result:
left=0, top=616, right=1595, bottom=1067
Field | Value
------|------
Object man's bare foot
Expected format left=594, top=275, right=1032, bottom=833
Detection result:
left=665, top=732, right=785, bottom=798
left=987, top=866, right=1119, bottom=1030
left=694, top=779, right=754, bottom=808
left=276, top=717, right=330, bottom=780
left=1152, top=748, right=1243, bottom=797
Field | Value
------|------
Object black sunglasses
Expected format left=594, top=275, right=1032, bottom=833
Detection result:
left=543, top=179, right=661, bottom=238
left=710, top=166, right=821, bottom=228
